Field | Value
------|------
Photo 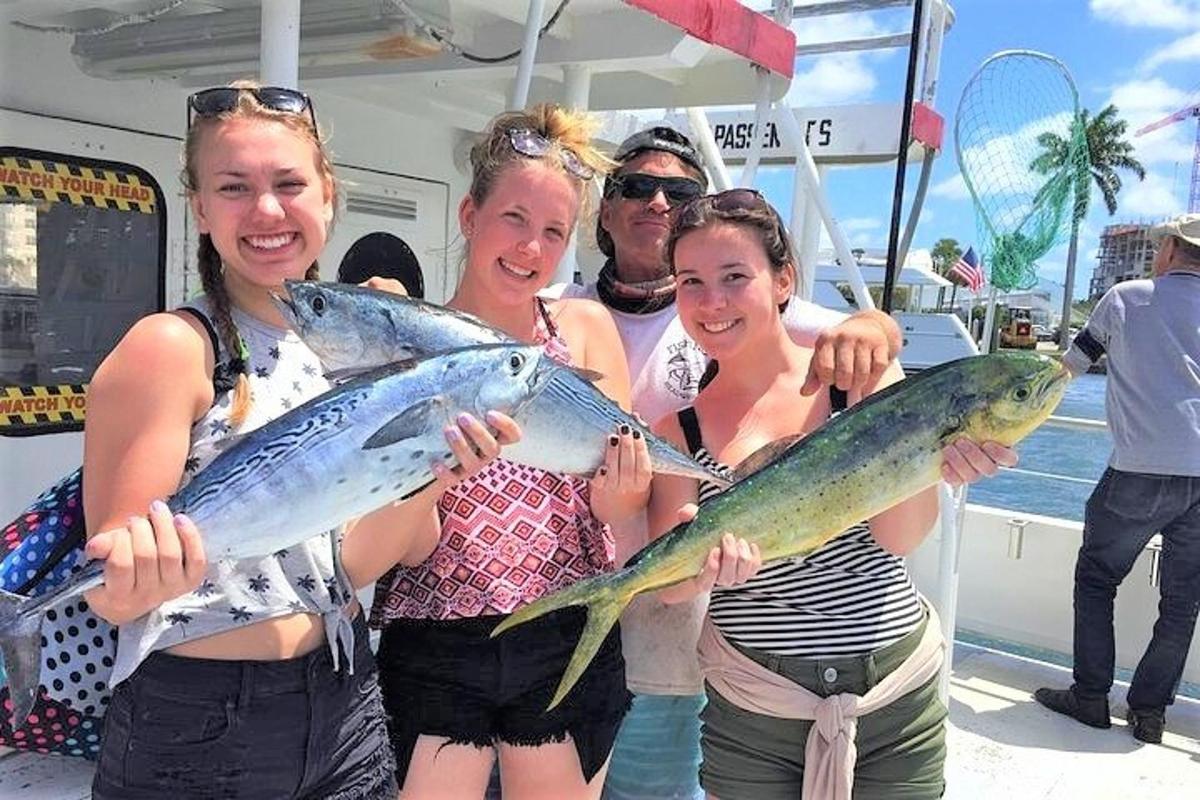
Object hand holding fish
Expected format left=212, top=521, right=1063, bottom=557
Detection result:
left=801, top=308, right=900, bottom=397
left=658, top=504, right=763, bottom=604
left=940, top=438, right=1018, bottom=486
left=589, top=426, right=653, bottom=524
left=82, top=501, right=208, bottom=626
left=429, top=410, right=522, bottom=491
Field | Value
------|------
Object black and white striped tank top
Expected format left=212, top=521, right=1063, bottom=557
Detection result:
left=679, top=390, right=924, bottom=658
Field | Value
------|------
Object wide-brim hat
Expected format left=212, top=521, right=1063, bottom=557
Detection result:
left=1149, top=213, right=1200, bottom=248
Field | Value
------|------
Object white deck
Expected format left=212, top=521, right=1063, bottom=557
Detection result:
left=2, top=641, right=1196, bottom=799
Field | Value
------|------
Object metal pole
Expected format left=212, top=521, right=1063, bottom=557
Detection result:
left=775, top=108, right=873, bottom=309
left=508, top=0, right=547, bottom=110
left=686, top=108, right=734, bottom=192
left=935, top=482, right=967, bottom=703
left=981, top=285, right=999, bottom=353
left=881, top=0, right=924, bottom=313
left=920, top=0, right=948, bottom=105
left=557, top=64, right=591, bottom=286
left=795, top=163, right=826, bottom=303
left=742, top=0, right=793, bottom=189
left=740, top=72, right=774, bottom=188
left=260, top=0, right=301, bottom=89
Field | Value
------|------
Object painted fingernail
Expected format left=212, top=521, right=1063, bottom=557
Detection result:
left=632, top=430, right=642, bottom=440
left=598, top=466, right=608, bottom=476
left=457, top=413, right=474, bottom=427
left=150, top=499, right=168, bottom=514
left=609, top=435, right=619, bottom=447
left=173, top=513, right=189, bottom=528
left=619, top=425, right=631, bottom=435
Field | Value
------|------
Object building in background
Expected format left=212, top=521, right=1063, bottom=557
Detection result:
left=1089, top=222, right=1154, bottom=298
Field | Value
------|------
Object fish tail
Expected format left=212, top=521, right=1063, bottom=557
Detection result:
left=0, top=587, right=42, bottom=728
left=490, top=568, right=640, bottom=710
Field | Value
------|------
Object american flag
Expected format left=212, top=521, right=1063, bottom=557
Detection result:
left=948, top=246, right=985, bottom=293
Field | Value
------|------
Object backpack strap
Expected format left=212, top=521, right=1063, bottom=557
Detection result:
left=176, top=305, right=239, bottom=394
left=676, top=406, right=704, bottom=456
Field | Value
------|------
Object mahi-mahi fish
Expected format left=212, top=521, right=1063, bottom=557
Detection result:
left=0, top=344, right=555, bottom=726
left=272, top=280, right=731, bottom=487
left=490, top=352, right=1070, bottom=708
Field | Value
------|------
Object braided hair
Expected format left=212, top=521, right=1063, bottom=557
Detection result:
left=183, top=82, right=335, bottom=426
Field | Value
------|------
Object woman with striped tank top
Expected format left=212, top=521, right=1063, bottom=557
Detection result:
left=644, top=190, right=1018, bottom=800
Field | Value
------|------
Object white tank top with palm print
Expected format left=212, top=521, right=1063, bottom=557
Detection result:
left=109, top=297, right=356, bottom=688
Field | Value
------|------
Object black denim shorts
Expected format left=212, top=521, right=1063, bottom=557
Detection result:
left=376, top=607, right=631, bottom=788
left=93, top=614, right=396, bottom=800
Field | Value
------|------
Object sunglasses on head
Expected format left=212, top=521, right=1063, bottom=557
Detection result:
left=507, top=128, right=595, bottom=181
left=677, top=187, right=778, bottom=223
left=607, top=173, right=706, bottom=205
left=188, top=86, right=317, bottom=129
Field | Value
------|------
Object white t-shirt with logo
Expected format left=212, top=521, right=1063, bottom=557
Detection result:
left=544, top=281, right=846, bottom=693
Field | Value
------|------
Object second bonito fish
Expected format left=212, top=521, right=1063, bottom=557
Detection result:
left=273, top=280, right=732, bottom=487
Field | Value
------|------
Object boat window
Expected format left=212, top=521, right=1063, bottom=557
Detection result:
left=0, top=149, right=165, bottom=437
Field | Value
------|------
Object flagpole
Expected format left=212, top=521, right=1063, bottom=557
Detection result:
left=980, top=285, right=999, bottom=354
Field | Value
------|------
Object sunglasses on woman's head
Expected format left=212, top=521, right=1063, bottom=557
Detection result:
left=606, top=173, right=706, bottom=205
left=507, top=128, right=595, bottom=181
left=677, top=187, right=773, bottom=218
left=187, top=86, right=317, bottom=129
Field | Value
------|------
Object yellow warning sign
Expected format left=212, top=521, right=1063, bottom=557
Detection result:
left=0, top=156, right=156, bottom=214
left=0, top=384, right=87, bottom=429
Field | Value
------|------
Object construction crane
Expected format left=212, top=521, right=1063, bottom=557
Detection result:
left=1136, top=102, right=1200, bottom=212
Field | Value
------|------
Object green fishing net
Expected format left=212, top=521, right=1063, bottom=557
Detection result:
left=954, top=51, right=1088, bottom=291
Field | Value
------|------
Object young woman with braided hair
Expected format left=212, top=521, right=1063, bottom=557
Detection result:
left=81, top=83, right=516, bottom=799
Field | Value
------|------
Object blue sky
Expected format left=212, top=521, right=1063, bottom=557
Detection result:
left=750, top=0, right=1200, bottom=303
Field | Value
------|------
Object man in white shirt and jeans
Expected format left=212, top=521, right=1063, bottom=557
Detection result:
left=1036, top=213, right=1200, bottom=746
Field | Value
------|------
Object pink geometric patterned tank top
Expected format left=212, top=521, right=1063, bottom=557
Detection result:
left=371, top=299, right=615, bottom=621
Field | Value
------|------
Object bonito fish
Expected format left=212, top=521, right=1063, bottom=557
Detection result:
left=0, top=344, right=554, bottom=725
left=491, top=352, right=1071, bottom=708
left=273, top=280, right=731, bottom=487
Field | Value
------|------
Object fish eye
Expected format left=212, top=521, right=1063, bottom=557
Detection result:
left=509, top=352, right=525, bottom=371
left=1014, top=385, right=1031, bottom=401
left=311, top=295, right=326, bottom=315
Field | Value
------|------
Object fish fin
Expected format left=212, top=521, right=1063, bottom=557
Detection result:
left=0, top=587, right=42, bottom=728
left=211, top=432, right=250, bottom=452
left=323, top=366, right=375, bottom=383
left=362, top=397, right=445, bottom=450
left=730, top=434, right=805, bottom=483
left=568, top=366, right=606, bottom=385
left=491, top=569, right=638, bottom=710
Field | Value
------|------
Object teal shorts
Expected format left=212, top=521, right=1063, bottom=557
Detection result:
left=699, top=621, right=947, bottom=800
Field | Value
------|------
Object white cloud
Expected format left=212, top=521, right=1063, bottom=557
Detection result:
left=1106, top=78, right=1196, bottom=167
left=930, top=172, right=970, bottom=200
left=1140, top=30, right=1200, bottom=70
left=818, top=216, right=883, bottom=249
left=1090, top=0, right=1200, bottom=27
left=1116, top=171, right=1185, bottom=217
left=783, top=54, right=877, bottom=107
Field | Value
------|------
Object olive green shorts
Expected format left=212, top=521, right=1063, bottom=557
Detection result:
left=699, top=621, right=947, bottom=800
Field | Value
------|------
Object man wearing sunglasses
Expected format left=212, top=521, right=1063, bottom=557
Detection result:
left=542, top=126, right=903, bottom=800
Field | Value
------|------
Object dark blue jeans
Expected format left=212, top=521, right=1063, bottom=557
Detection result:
left=93, top=614, right=396, bottom=800
left=1073, top=468, right=1200, bottom=712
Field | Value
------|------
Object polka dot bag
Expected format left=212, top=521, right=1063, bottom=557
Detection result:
left=0, top=468, right=113, bottom=758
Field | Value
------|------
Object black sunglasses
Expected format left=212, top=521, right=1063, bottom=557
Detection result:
left=677, top=188, right=788, bottom=230
left=607, top=173, right=706, bottom=205
left=187, top=86, right=317, bottom=129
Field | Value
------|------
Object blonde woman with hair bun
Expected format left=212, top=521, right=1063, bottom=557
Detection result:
left=370, top=104, right=673, bottom=800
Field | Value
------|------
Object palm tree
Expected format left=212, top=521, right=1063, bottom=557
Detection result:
left=1031, top=105, right=1145, bottom=346
left=931, top=237, right=962, bottom=311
